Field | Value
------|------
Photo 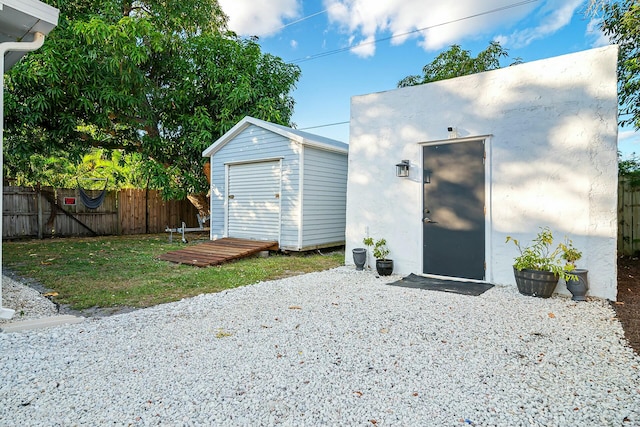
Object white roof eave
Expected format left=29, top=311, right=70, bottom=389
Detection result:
left=1, top=0, right=60, bottom=71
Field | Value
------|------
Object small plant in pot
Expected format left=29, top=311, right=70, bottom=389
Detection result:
left=560, top=238, right=589, bottom=301
left=506, top=227, right=578, bottom=298
left=363, top=237, right=394, bottom=276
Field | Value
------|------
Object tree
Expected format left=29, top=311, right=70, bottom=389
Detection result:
left=619, top=151, right=640, bottom=187
left=596, top=0, right=640, bottom=130
left=4, top=0, right=301, bottom=217
left=5, top=148, right=148, bottom=190
left=397, top=41, right=513, bottom=88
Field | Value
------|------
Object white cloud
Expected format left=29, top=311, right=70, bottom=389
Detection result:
left=219, top=0, right=587, bottom=55
left=351, top=35, right=376, bottom=58
left=620, top=129, right=640, bottom=144
left=619, top=129, right=640, bottom=158
left=322, top=0, right=545, bottom=54
left=496, top=0, right=586, bottom=48
left=585, top=17, right=609, bottom=48
left=219, top=0, right=300, bottom=37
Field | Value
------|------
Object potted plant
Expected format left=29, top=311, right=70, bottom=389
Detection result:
left=363, top=237, right=394, bottom=276
left=560, top=238, right=589, bottom=301
left=506, top=227, right=577, bottom=298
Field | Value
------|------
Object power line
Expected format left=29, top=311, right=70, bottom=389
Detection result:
left=298, top=121, right=349, bottom=131
left=286, top=1, right=540, bottom=137
left=278, top=9, right=328, bottom=29
left=273, top=3, right=341, bottom=32
left=288, top=0, right=540, bottom=64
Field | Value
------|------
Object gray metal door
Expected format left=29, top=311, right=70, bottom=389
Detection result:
left=227, top=161, right=281, bottom=241
left=422, top=140, right=485, bottom=280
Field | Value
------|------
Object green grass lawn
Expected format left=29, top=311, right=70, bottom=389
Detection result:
left=3, top=233, right=344, bottom=310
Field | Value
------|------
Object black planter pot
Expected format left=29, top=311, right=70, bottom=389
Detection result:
left=352, top=248, right=367, bottom=271
left=376, top=259, right=394, bottom=276
left=513, top=267, right=558, bottom=298
left=566, top=269, right=589, bottom=301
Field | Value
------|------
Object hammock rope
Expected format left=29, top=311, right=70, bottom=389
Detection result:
left=77, top=178, right=108, bottom=209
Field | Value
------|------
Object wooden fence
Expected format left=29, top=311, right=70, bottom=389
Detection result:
left=3, top=186, right=200, bottom=239
left=5, top=182, right=639, bottom=250
left=619, top=179, right=640, bottom=256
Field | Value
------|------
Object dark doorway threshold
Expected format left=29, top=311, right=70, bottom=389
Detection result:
left=388, top=273, right=494, bottom=296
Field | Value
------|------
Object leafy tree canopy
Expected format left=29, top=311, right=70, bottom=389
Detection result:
left=596, top=0, right=640, bottom=130
left=397, top=41, right=516, bottom=88
left=4, top=0, right=301, bottom=214
left=619, top=151, right=640, bottom=187
left=6, top=148, right=147, bottom=190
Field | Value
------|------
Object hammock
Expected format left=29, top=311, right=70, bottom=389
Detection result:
left=77, top=178, right=108, bottom=209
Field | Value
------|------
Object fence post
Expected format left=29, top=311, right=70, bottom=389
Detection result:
left=36, top=183, right=43, bottom=239
left=116, top=189, right=120, bottom=236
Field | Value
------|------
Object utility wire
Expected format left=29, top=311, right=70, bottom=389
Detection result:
left=284, top=0, right=539, bottom=136
left=275, top=8, right=330, bottom=31
left=299, top=121, right=349, bottom=131
left=273, top=2, right=342, bottom=32
left=288, top=0, right=540, bottom=64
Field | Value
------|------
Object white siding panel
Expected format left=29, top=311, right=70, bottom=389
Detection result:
left=301, top=148, right=348, bottom=247
left=228, top=161, right=281, bottom=241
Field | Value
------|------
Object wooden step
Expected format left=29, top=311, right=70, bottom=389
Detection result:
left=157, top=238, right=279, bottom=267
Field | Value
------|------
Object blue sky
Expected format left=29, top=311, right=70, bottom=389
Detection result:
left=218, top=0, right=639, bottom=158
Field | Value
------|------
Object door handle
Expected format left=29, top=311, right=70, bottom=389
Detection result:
left=422, top=217, right=437, bottom=223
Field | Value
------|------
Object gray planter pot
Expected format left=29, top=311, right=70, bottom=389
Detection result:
left=513, top=267, right=558, bottom=298
left=566, top=269, right=589, bottom=301
left=352, top=248, right=367, bottom=271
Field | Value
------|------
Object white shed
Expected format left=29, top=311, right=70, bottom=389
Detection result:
left=345, top=45, right=619, bottom=301
left=202, top=116, right=349, bottom=251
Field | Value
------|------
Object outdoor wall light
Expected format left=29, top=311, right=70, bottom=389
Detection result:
left=396, top=160, right=410, bottom=177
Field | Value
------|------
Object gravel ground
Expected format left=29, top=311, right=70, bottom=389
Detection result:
left=0, top=275, right=59, bottom=323
left=1, top=267, right=640, bottom=426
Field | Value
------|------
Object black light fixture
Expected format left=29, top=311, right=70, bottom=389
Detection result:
left=396, top=160, right=410, bottom=177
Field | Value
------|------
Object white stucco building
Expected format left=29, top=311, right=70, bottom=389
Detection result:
left=346, top=45, right=619, bottom=301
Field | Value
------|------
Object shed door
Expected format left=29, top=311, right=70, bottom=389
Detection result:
left=227, top=161, right=281, bottom=241
left=423, top=140, right=485, bottom=280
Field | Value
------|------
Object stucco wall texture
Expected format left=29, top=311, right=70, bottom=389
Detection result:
left=346, top=45, right=619, bottom=300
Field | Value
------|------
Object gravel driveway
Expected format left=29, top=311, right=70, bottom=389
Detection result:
left=1, top=267, right=639, bottom=426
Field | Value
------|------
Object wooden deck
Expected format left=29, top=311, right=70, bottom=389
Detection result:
left=157, top=238, right=279, bottom=267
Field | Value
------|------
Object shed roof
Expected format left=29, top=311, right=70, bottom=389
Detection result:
left=202, top=116, right=348, bottom=157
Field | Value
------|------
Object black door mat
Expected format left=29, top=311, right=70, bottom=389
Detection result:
left=388, top=273, right=494, bottom=296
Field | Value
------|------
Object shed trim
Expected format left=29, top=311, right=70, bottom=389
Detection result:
left=202, top=116, right=348, bottom=158
left=224, top=156, right=284, bottom=166
left=297, top=145, right=306, bottom=249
